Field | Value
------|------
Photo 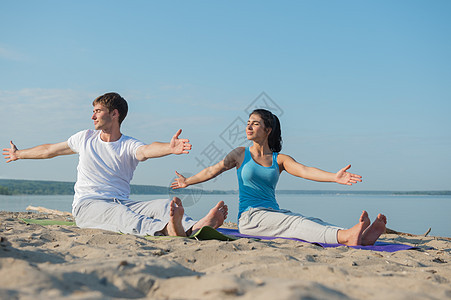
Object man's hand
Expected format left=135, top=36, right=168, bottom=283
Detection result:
left=170, top=129, right=192, bottom=155
left=3, top=141, right=18, bottom=163
left=335, top=164, right=362, bottom=185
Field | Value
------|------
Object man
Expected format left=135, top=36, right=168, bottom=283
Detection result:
left=3, top=92, right=228, bottom=236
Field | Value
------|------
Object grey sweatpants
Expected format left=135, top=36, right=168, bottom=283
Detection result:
left=73, top=198, right=197, bottom=236
left=238, top=207, right=343, bottom=244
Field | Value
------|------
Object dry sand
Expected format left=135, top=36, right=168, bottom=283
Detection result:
left=0, top=211, right=450, bottom=299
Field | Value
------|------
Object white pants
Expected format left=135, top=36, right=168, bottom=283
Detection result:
left=238, top=207, right=343, bottom=244
left=73, top=198, right=197, bottom=236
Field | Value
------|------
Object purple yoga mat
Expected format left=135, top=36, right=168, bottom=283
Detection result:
left=216, top=228, right=418, bottom=252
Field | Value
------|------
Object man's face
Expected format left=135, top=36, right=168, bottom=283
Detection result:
left=92, top=103, right=114, bottom=131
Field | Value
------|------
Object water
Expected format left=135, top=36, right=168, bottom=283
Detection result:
left=1, top=193, right=449, bottom=237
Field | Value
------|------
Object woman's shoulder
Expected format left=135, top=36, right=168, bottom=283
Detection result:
left=224, top=147, right=246, bottom=168
left=276, top=153, right=295, bottom=163
left=226, top=147, right=245, bottom=160
left=230, top=147, right=246, bottom=155
left=276, top=152, right=289, bottom=158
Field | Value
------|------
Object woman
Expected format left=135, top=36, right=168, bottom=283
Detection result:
left=171, top=109, right=386, bottom=246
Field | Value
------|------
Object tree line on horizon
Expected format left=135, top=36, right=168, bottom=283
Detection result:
left=0, top=179, right=228, bottom=196
left=0, top=179, right=449, bottom=196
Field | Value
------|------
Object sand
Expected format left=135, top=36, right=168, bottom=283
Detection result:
left=0, top=211, right=450, bottom=300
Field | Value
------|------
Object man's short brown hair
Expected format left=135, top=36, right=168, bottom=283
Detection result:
left=93, top=92, right=128, bottom=124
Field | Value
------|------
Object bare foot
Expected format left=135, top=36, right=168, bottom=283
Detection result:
left=361, top=213, right=387, bottom=245
left=191, top=201, right=228, bottom=233
left=337, top=211, right=371, bottom=246
left=166, top=197, right=186, bottom=237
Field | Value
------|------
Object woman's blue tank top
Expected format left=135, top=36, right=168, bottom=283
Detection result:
left=237, top=147, right=280, bottom=219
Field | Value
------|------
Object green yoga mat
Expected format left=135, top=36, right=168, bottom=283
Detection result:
left=21, top=218, right=76, bottom=226
left=20, top=219, right=237, bottom=242
left=145, top=226, right=238, bottom=241
left=189, top=226, right=238, bottom=241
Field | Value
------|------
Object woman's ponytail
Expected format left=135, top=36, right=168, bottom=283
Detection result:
left=250, top=109, right=282, bottom=152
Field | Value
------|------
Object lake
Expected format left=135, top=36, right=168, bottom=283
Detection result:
left=1, top=193, right=449, bottom=237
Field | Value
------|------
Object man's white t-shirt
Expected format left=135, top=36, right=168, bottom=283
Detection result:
left=67, top=130, right=146, bottom=209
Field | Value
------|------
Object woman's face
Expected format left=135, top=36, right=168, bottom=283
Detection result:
left=246, top=113, right=271, bottom=141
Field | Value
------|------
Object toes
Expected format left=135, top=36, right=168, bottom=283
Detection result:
left=220, top=205, right=228, bottom=218
left=173, top=197, right=183, bottom=206
left=378, top=214, right=387, bottom=224
left=359, top=211, right=370, bottom=226
left=169, top=205, right=174, bottom=217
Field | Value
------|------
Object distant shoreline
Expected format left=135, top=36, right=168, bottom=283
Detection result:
left=277, top=190, right=451, bottom=196
left=1, top=179, right=450, bottom=196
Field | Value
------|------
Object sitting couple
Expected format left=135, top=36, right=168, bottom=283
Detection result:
left=3, top=92, right=386, bottom=245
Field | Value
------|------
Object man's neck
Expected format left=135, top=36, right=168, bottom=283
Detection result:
left=100, top=129, right=122, bottom=142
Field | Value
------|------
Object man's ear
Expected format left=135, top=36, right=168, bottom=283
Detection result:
left=112, top=109, right=119, bottom=119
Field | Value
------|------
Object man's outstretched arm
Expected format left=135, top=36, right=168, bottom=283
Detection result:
left=136, top=129, right=192, bottom=161
left=3, top=141, right=75, bottom=163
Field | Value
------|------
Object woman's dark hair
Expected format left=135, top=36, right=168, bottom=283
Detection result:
left=250, top=109, right=282, bottom=152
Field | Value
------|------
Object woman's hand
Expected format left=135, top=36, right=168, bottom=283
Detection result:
left=170, top=171, right=189, bottom=189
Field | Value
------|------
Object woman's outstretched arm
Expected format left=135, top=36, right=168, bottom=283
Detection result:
left=171, top=147, right=244, bottom=189
left=279, top=154, right=362, bottom=185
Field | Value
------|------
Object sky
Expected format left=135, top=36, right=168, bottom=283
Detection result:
left=1, top=1, right=450, bottom=192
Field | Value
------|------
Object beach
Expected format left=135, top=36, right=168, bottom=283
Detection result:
left=0, top=211, right=450, bottom=299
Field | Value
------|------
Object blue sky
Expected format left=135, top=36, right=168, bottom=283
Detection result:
left=1, top=1, right=450, bottom=191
